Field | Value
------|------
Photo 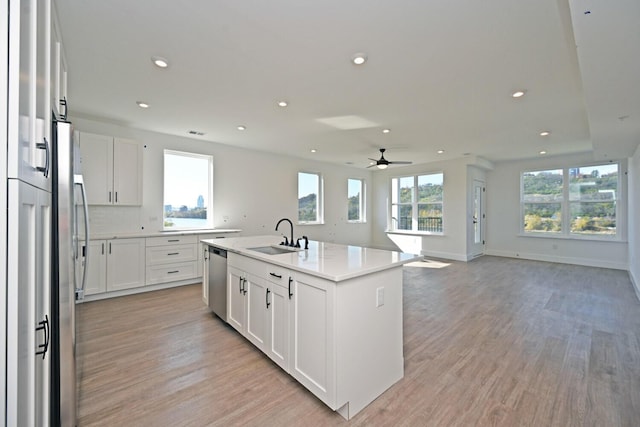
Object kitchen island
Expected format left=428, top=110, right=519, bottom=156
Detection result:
left=201, top=235, right=421, bottom=420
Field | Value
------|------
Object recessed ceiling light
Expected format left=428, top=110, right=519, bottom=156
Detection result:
left=237, top=125, right=246, bottom=131
left=539, top=150, right=547, bottom=155
left=351, top=53, right=368, bottom=65
left=151, top=56, right=169, bottom=69
left=437, top=150, right=445, bottom=154
left=539, top=131, right=551, bottom=136
left=310, top=149, right=317, bottom=153
left=511, top=90, right=526, bottom=98
left=277, top=101, right=288, bottom=107
left=136, top=101, right=149, bottom=108
left=382, top=128, right=391, bottom=134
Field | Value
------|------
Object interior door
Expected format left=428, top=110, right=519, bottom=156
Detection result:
left=471, top=179, right=486, bottom=258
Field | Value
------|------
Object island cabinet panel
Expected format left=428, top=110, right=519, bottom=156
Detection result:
left=289, top=272, right=336, bottom=408
left=245, top=273, right=268, bottom=351
left=227, top=266, right=246, bottom=333
left=227, top=253, right=291, bottom=370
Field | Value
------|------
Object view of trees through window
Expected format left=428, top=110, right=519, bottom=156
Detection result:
left=163, top=150, right=212, bottom=229
left=391, top=173, right=443, bottom=233
left=522, top=164, right=618, bottom=236
left=298, top=172, right=321, bottom=223
left=348, top=178, right=364, bottom=222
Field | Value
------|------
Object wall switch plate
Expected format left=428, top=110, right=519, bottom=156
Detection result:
left=376, top=287, right=384, bottom=307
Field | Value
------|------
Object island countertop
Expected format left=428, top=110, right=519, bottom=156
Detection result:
left=201, top=235, right=421, bottom=282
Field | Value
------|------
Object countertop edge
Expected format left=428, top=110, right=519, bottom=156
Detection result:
left=89, top=229, right=242, bottom=240
left=202, top=236, right=422, bottom=282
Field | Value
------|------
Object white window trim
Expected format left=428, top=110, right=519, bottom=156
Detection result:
left=388, top=172, right=444, bottom=235
left=347, top=178, right=366, bottom=223
left=297, top=171, right=324, bottom=225
left=163, top=149, right=214, bottom=231
left=519, top=160, right=625, bottom=241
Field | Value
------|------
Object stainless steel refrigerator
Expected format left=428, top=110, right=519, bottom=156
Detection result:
left=52, top=119, right=89, bottom=426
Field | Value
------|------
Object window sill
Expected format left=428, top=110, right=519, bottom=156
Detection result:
left=386, top=230, right=444, bottom=237
left=518, top=232, right=626, bottom=243
left=297, top=222, right=324, bottom=226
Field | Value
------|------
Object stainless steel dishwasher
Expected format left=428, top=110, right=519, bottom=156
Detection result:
left=207, top=246, right=228, bottom=321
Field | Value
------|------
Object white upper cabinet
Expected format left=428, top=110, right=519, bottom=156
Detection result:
left=78, top=132, right=143, bottom=205
left=7, top=0, right=53, bottom=191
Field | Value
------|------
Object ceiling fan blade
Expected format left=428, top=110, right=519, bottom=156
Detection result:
left=368, top=158, right=379, bottom=162
left=389, top=161, right=412, bottom=165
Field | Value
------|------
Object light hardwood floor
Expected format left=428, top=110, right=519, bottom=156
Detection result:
left=76, top=256, right=640, bottom=426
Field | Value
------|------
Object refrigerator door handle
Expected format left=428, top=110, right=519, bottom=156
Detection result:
left=75, top=175, right=90, bottom=300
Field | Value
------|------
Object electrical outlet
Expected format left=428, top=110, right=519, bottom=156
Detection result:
left=376, top=287, right=384, bottom=307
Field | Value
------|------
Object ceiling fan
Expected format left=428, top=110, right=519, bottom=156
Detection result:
left=367, top=148, right=412, bottom=169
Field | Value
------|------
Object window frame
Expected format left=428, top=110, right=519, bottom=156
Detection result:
left=162, top=149, right=214, bottom=231
left=520, top=161, right=623, bottom=241
left=297, top=171, right=324, bottom=225
left=347, top=178, right=366, bottom=223
left=389, top=172, right=444, bottom=235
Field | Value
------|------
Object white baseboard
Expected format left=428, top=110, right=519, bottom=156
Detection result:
left=484, top=249, right=628, bottom=270
left=420, top=249, right=469, bottom=262
left=78, top=278, right=200, bottom=303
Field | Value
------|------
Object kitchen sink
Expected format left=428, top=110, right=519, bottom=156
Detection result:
left=248, top=245, right=303, bottom=255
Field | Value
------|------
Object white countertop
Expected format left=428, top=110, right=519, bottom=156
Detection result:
left=89, top=228, right=241, bottom=240
left=202, top=235, right=422, bottom=282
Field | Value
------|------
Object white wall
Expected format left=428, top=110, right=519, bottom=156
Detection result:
left=485, top=152, right=628, bottom=270
left=370, top=157, right=481, bottom=260
left=629, top=144, right=640, bottom=299
left=73, top=117, right=374, bottom=247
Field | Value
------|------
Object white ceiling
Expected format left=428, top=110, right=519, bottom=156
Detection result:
left=55, top=0, right=640, bottom=168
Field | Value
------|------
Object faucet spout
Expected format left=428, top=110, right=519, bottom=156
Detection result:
left=275, top=218, right=294, bottom=247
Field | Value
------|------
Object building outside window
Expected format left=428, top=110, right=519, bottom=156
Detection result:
left=522, top=163, right=619, bottom=238
left=163, top=150, right=213, bottom=229
left=390, top=173, right=443, bottom=233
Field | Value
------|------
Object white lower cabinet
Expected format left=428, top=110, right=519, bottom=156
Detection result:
left=82, top=240, right=107, bottom=296
left=81, top=238, right=145, bottom=295
left=106, top=239, right=145, bottom=291
left=288, top=271, right=335, bottom=407
left=227, top=254, right=291, bottom=371
left=145, top=235, right=198, bottom=285
left=224, top=251, right=404, bottom=420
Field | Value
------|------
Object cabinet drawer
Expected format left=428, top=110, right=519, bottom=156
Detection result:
left=146, top=244, right=197, bottom=265
left=146, top=261, right=198, bottom=285
left=228, top=253, right=290, bottom=286
left=146, top=235, right=197, bottom=247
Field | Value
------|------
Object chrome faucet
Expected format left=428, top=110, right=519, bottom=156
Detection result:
left=275, top=218, right=294, bottom=247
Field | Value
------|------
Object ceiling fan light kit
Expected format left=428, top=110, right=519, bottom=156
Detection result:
left=367, top=148, right=412, bottom=169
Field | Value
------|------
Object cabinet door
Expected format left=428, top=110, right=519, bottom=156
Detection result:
left=112, top=138, right=142, bottom=205
left=289, top=272, right=336, bottom=407
left=227, top=266, right=246, bottom=334
left=7, top=0, right=51, bottom=191
left=6, top=181, right=51, bottom=426
left=106, top=239, right=145, bottom=291
left=245, top=274, right=268, bottom=351
left=78, top=132, right=113, bottom=205
left=82, top=240, right=107, bottom=296
left=266, top=282, right=289, bottom=371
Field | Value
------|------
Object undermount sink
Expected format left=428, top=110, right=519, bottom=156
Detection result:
left=248, top=245, right=304, bottom=255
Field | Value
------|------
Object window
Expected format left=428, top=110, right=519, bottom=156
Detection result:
left=348, top=178, right=365, bottom=222
left=522, top=163, right=619, bottom=237
left=298, top=172, right=323, bottom=224
left=391, top=173, right=443, bottom=233
left=163, top=150, right=213, bottom=229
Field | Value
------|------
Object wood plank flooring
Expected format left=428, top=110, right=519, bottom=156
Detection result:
left=75, top=256, right=640, bottom=426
